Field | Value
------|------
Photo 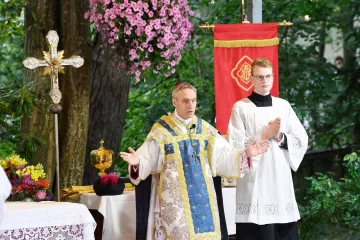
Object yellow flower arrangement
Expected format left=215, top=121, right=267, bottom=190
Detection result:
left=24, top=164, right=46, bottom=181
left=0, top=154, right=27, bottom=169
left=1, top=154, right=53, bottom=201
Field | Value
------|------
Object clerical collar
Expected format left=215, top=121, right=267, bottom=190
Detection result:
left=174, top=111, right=193, bottom=125
left=248, top=91, right=272, bottom=107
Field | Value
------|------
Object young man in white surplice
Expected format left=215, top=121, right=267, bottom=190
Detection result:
left=227, top=58, right=309, bottom=240
left=0, top=166, right=11, bottom=226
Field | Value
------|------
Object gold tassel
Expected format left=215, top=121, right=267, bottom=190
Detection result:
left=214, top=38, right=279, bottom=48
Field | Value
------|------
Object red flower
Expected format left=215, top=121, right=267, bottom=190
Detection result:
left=100, top=173, right=119, bottom=186
left=108, top=173, right=119, bottom=186
left=19, top=184, right=30, bottom=190
left=28, top=187, right=36, bottom=195
left=15, top=186, right=22, bottom=193
left=35, top=179, right=50, bottom=189
left=100, top=175, right=109, bottom=185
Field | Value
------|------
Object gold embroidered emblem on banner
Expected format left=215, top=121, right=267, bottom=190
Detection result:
left=231, top=55, right=254, bottom=91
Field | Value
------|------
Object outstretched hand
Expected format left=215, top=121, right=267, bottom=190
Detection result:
left=245, top=140, right=270, bottom=157
left=119, top=147, right=140, bottom=165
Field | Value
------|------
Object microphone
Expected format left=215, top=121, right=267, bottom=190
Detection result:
left=190, top=124, right=196, bottom=130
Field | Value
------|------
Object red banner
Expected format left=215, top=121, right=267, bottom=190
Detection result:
left=214, top=23, right=279, bottom=134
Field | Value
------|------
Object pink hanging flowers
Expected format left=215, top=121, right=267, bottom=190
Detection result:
left=85, top=0, right=194, bottom=82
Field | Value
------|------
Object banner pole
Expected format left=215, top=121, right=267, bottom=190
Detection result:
left=199, top=20, right=293, bottom=30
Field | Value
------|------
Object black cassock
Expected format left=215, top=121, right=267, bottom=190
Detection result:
left=135, top=175, right=229, bottom=240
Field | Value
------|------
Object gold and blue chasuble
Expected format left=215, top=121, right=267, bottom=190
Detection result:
left=146, top=114, right=221, bottom=240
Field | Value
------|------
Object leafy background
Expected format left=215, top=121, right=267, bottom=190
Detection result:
left=0, top=0, right=359, bottom=239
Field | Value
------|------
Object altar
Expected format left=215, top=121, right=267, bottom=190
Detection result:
left=78, top=191, right=136, bottom=240
left=77, top=187, right=236, bottom=240
left=0, top=201, right=96, bottom=240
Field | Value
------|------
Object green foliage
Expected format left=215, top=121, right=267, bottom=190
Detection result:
left=0, top=0, right=44, bottom=160
left=262, top=0, right=360, bottom=148
left=0, top=0, right=24, bottom=85
left=0, top=82, right=38, bottom=158
left=0, top=0, right=24, bottom=42
left=298, top=152, right=360, bottom=240
left=1, top=0, right=358, bottom=178
left=0, top=0, right=24, bottom=86
left=118, top=0, right=360, bottom=174
left=0, top=35, right=24, bottom=85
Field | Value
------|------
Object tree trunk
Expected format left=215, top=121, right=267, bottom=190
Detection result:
left=22, top=0, right=91, bottom=190
left=22, top=0, right=60, bottom=186
left=318, top=21, right=326, bottom=59
left=83, top=35, right=131, bottom=185
left=58, top=0, right=91, bottom=188
left=340, top=5, right=360, bottom=147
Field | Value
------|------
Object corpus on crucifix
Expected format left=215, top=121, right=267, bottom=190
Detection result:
left=22, top=30, right=84, bottom=201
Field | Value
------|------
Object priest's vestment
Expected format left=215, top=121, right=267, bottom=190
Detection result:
left=131, top=113, right=250, bottom=240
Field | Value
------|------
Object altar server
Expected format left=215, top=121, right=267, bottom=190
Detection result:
left=227, top=58, right=309, bottom=240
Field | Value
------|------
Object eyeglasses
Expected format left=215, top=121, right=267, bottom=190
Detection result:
left=251, top=74, right=274, bottom=81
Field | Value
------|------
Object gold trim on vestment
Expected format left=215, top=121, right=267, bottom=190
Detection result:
left=152, top=114, right=221, bottom=239
left=207, top=130, right=216, bottom=175
left=199, top=130, right=221, bottom=239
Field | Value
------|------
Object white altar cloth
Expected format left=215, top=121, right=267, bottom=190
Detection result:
left=79, top=191, right=136, bottom=240
left=78, top=188, right=236, bottom=239
left=222, top=187, right=237, bottom=235
left=0, top=201, right=96, bottom=240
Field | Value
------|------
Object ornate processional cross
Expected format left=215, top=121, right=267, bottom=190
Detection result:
left=23, top=30, right=84, bottom=112
left=22, top=30, right=84, bottom=201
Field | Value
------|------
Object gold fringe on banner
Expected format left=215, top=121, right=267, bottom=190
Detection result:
left=214, top=37, right=279, bottom=48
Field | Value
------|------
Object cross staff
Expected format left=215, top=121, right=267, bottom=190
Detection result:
left=22, top=30, right=84, bottom=201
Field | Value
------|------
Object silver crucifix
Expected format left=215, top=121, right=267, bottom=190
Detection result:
left=23, top=30, right=84, bottom=112
left=22, top=30, right=84, bottom=201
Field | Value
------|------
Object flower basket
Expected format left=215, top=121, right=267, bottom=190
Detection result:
left=85, top=0, right=194, bottom=82
left=93, top=173, right=125, bottom=196
left=0, top=154, right=53, bottom=202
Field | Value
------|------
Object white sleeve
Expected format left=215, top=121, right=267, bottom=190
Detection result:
left=210, top=133, right=251, bottom=179
left=0, top=166, right=11, bottom=225
left=129, top=139, right=163, bottom=185
left=283, top=105, right=309, bottom=171
left=226, top=103, right=264, bottom=172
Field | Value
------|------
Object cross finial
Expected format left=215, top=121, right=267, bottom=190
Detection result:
left=22, top=30, right=84, bottom=113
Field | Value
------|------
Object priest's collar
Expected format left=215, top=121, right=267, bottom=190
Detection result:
left=174, top=110, right=193, bottom=125
left=248, top=91, right=272, bottom=107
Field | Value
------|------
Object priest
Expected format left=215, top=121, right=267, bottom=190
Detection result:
left=227, top=58, right=308, bottom=240
left=120, top=82, right=270, bottom=240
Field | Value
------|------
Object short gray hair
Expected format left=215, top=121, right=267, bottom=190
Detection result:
left=172, top=82, right=197, bottom=99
